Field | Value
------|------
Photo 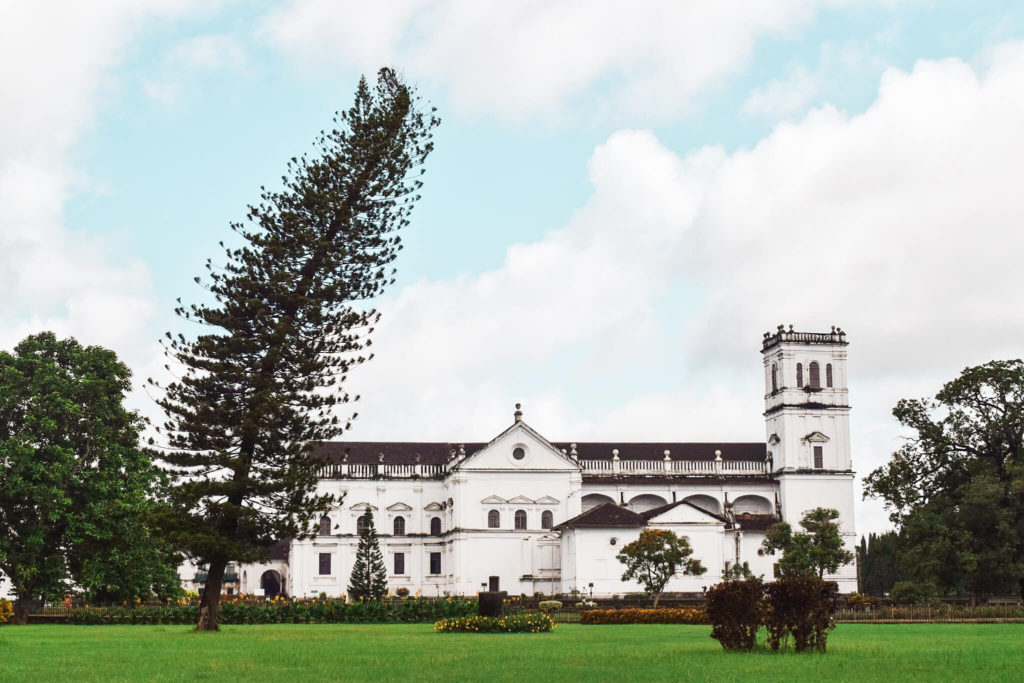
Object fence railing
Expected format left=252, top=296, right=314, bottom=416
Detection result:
left=317, top=459, right=770, bottom=479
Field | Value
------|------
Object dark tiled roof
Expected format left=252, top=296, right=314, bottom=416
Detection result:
left=311, top=440, right=766, bottom=465
left=733, top=513, right=780, bottom=531
left=640, top=499, right=730, bottom=524
left=554, top=503, right=645, bottom=529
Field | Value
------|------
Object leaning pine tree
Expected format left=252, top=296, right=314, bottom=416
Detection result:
left=348, top=511, right=388, bottom=601
left=152, top=68, right=439, bottom=631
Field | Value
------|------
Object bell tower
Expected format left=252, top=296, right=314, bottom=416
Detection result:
left=761, top=325, right=851, bottom=473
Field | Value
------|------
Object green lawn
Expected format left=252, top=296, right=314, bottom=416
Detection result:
left=1, top=623, right=1022, bottom=681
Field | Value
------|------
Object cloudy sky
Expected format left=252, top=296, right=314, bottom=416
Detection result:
left=4, top=1, right=1024, bottom=535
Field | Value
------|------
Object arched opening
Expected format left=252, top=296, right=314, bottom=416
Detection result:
left=796, top=363, right=804, bottom=387
left=260, top=570, right=283, bottom=598
left=683, top=495, right=721, bottom=515
left=581, top=493, right=616, bottom=512
left=771, top=363, right=778, bottom=393
left=393, top=516, right=405, bottom=536
left=318, top=515, right=331, bottom=536
left=356, top=514, right=369, bottom=535
left=826, top=363, right=833, bottom=388
left=430, top=516, right=442, bottom=535
left=541, top=510, right=553, bottom=529
left=733, top=495, right=773, bottom=515
left=627, top=494, right=668, bottom=513
left=514, top=509, right=527, bottom=530
left=488, top=509, right=500, bottom=528
left=809, top=361, right=820, bottom=389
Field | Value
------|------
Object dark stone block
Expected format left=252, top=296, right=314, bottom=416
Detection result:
left=478, top=591, right=505, bottom=617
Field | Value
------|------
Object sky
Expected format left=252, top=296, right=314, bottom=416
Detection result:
left=4, top=1, right=1024, bottom=537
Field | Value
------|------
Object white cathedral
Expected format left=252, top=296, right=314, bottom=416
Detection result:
left=187, top=327, right=858, bottom=599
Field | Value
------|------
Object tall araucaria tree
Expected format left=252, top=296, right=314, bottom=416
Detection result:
left=348, top=511, right=388, bottom=601
left=152, top=68, right=439, bottom=630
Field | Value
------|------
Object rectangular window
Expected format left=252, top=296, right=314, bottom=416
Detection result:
left=429, top=552, right=441, bottom=575
left=319, top=552, right=332, bottom=575
left=813, top=446, right=823, bottom=469
left=394, top=552, right=405, bottom=575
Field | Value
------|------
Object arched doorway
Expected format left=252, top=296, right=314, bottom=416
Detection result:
left=260, top=569, right=284, bottom=598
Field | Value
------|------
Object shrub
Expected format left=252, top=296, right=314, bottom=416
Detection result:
left=843, top=593, right=876, bottom=611
left=704, top=579, right=765, bottom=651
left=0, top=598, right=12, bottom=625
left=888, top=581, right=939, bottom=606
left=435, top=613, right=554, bottom=633
left=396, top=587, right=410, bottom=597
left=538, top=600, right=562, bottom=612
left=579, top=608, right=706, bottom=625
left=764, top=577, right=839, bottom=653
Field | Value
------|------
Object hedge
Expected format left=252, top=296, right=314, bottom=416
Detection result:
left=579, top=608, right=707, bottom=625
left=435, top=613, right=555, bottom=633
left=0, top=599, right=12, bottom=625
left=66, top=597, right=475, bottom=625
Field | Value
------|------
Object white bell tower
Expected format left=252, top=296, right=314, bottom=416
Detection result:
left=761, top=325, right=857, bottom=590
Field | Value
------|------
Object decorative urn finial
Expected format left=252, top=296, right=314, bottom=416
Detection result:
left=514, top=403, right=523, bottom=422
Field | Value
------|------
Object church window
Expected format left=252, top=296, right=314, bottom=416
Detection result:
left=514, top=510, right=527, bottom=530
left=512, top=447, right=525, bottom=460
left=826, top=363, right=833, bottom=387
left=394, top=552, right=405, bottom=575
left=541, top=511, right=553, bottom=529
left=318, top=553, right=331, bottom=575
left=813, top=446, right=823, bottom=469
left=393, top=516, right=405, bottom=535
left=430, top=516, right=442, bottom=535
left=771, top=363, right=778, bottom=393
left=488, top=510, right=500, bottom=528
left=356, top=514, right=369, bottom=535
left=796, top=363, right=803, bottom=387
left=809, top=362, right=820, bottom=388
left=318, top=515, right=331, bottom=536
left=429, top=552, right=441, bottom=575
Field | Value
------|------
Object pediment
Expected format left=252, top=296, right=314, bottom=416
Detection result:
left=535, top=496, right=560, bottom=505
left=386, top=502, right=413, bottom=512
left=646, top=500, right=727, bottom=526
left=804, top=431, right=830, bottom=443
left=508, top=495, right=534, bottom=504
left=424, top=501, right=445, bottom=511
left=350, top=502, right=378, bottom=511
left=455, top=420, right=582, bottom=472
left=481, top=495, right=507, bottom=504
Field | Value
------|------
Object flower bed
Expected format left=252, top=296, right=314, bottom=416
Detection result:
left=434, top=613, right=555, bottom=633
left=66, top=597, right=475, bottom=625
left=579, top=608, right=707, bottom=625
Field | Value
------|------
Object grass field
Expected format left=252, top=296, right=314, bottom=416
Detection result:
left=1, top=623, right=1022, bottom=681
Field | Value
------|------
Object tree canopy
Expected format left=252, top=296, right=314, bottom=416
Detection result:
left=762, top=508, right=854, bottom=579
left=0, top=332, right=177, bottom=623
left=616, top=528, right=706, bottom=607
left=152, top=68, right=439, bottom=630
left=864, top=360, right=1024, bottom=598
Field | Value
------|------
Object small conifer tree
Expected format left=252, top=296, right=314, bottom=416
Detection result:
left=348, top=511, right=388, bottom=600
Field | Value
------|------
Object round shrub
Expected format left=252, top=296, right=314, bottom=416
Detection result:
left=0, top=598, right=12, bottom=625
left=705, top=579, right=765, bottom=651
left=538, top=600, right=562, bottom=612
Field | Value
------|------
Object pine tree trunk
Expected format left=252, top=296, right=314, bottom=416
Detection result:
left=12, top=592, right=30, bottom=625
left=196, top=558, right=227, bottom=631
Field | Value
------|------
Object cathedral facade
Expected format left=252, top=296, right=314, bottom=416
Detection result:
left=193, top=327, right=858, bottom=598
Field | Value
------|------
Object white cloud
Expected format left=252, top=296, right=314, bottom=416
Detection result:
left=258, top=0, right=828, bottom=122
left=142, top=78, right=183, bottom=105
left=344, top=44, right=1024, bottom=536
left=742, top=65, right=819, bottom=117
left=166, top=34, right=246, bottom=70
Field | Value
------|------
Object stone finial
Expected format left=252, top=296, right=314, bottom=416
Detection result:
left=663, top=449, right=672, bottom=461
left=612, top=448, right=620, bottom=461
left=342, top=448, right=350, bottom=463
left=514, top=403, right=523, bottom=422
left=458, top=444, right=466, bottom=457
left=788, top=324, right=794, bottom=331
left=415, top=453, right=422, bottom=463
left=378, top=452, right=384, bottom=463
left=570, top=443, right=578, bottom=459
left=714, top=449, right=722, bottom=461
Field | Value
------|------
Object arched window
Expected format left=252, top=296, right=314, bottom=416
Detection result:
left=488, top=510, right=500, bottom=528
left=826, top=363, right=833, bottom=388
left=393, top=516, right=405, bottom=536
left=541, top=511, right=553, bottom=529
left=356, top=514, right=369, bottom=535
left=514, top=510, right=527, bottom=530
left=319, top=515, right=331, bottom=536
left=430, top=517, right=442, bottom=535
left=809, top=361, right=820, bottom=389
left=771, top=363, right=778, bottom=393
left=796, top=363, right=803, bottom=387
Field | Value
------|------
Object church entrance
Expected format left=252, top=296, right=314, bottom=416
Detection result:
left=260, top=570, right=283, bottom=598
left=488, top=576, right=500, bottom=591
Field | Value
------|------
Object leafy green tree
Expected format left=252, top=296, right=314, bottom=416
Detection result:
left=152, top=68, right=439, bottom=630
left=616, top=529, right=706, bottom=607
left=864, top=360, right=1024, bottom=598
left=857, top=532, right=906, bottom=596
left=348, top=511, right=388, bottom=601
left=0, top=333, right=175, bottom=623
left=722, top=561, right=758, bottom=581
left=763, top=508, right=854, bottom=579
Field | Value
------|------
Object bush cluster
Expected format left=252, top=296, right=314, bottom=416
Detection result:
left=434, top=613, right=554, bottom=633
left=66, top=597, right=475, bottom=625
left=705, top=577, right=839, bottom=653
left=537, top=600, right=562, bottom=612
left=579, top=608, right=707, bottom=625
left=0, top=599, right=12, bottom=625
